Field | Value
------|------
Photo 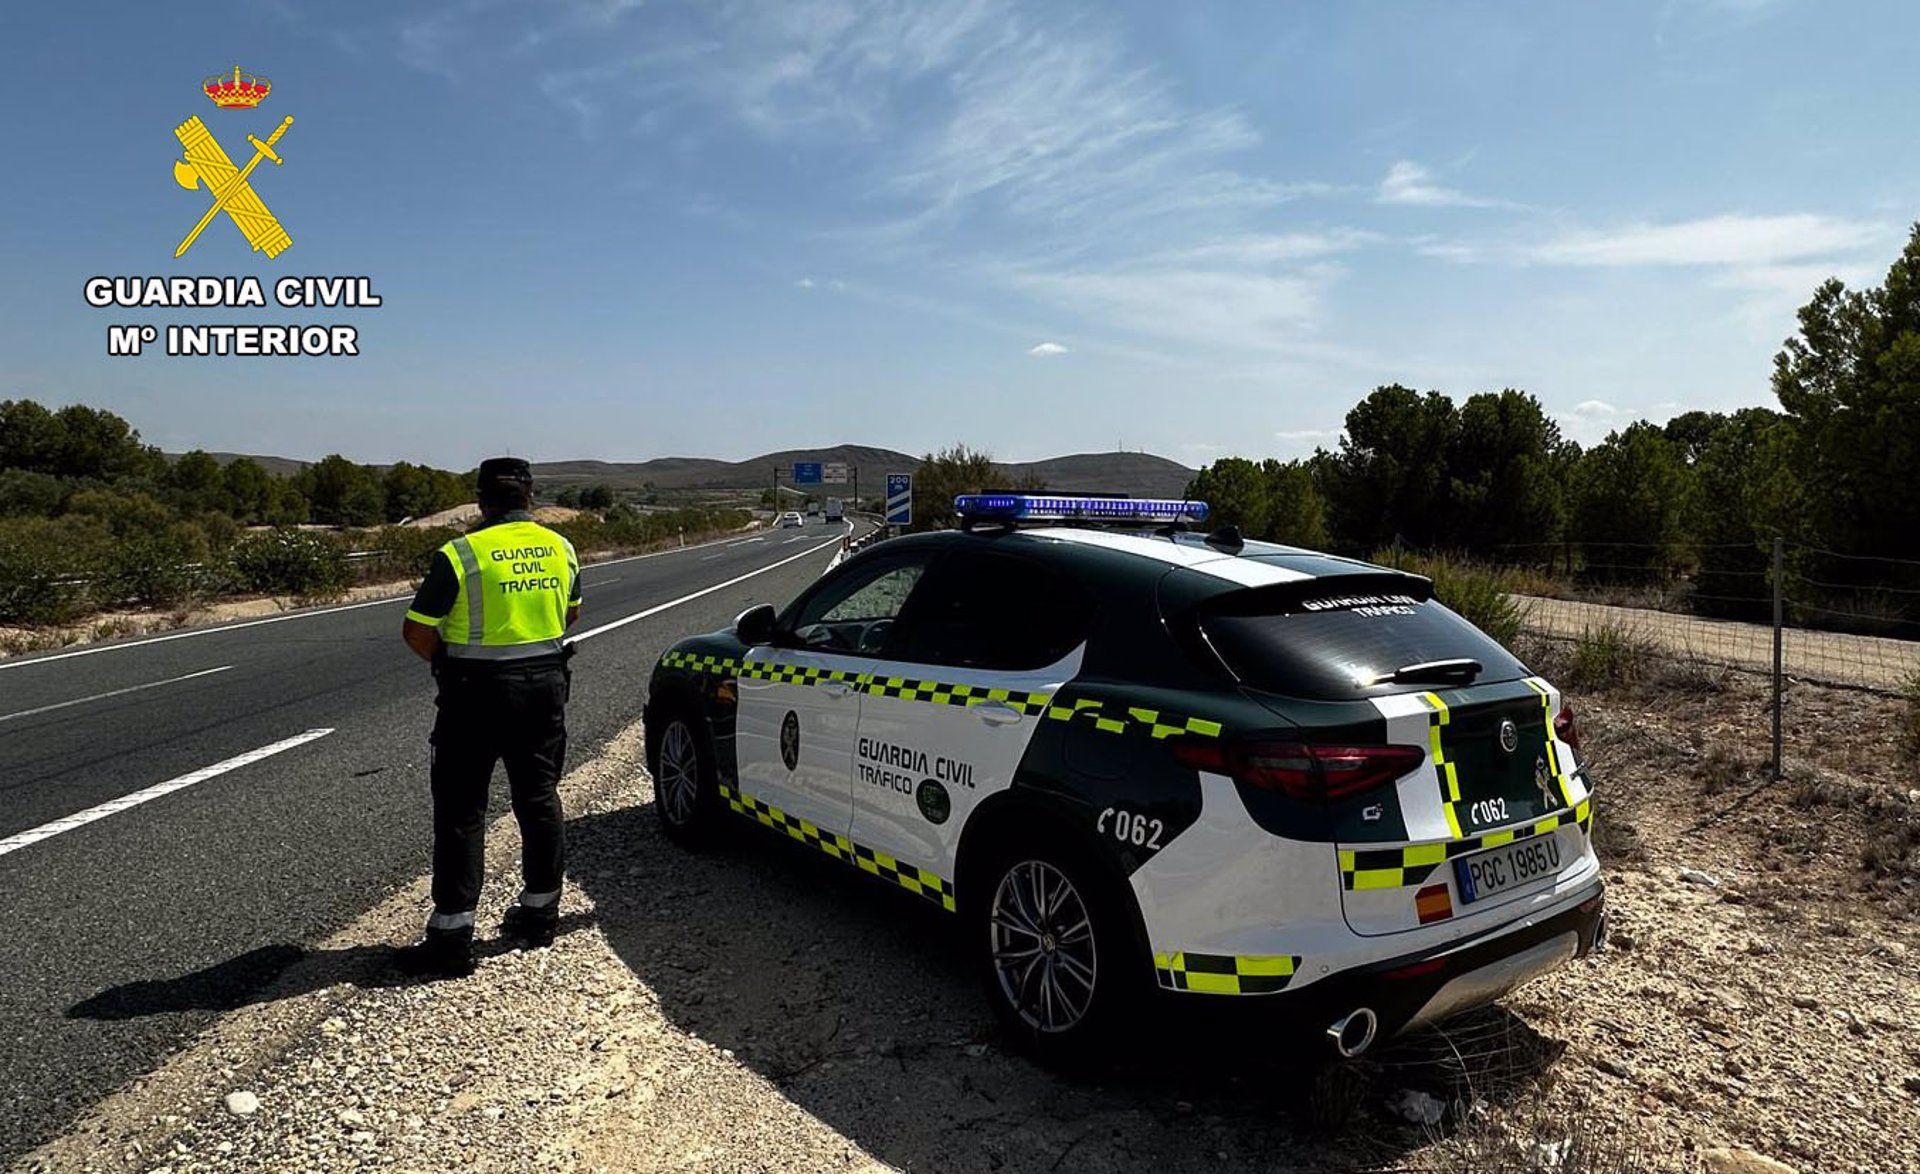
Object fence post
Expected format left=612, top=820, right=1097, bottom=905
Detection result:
left=1771, top=535, right=1784, bottom=778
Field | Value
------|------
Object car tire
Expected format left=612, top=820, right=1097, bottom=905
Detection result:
left=650, top=710, right=724, bottom=846
left=967, top=829, right=1143, bottom=1066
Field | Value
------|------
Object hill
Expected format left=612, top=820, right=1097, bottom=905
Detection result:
left=172, top=445, right=1199, bottom=499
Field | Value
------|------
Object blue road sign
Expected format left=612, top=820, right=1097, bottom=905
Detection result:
left=886, top=473, right=912, bottom=526
left=793, top=461, right=823, bottom=485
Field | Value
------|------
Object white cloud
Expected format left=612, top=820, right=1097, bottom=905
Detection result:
left=1158, top=230, right=1380, bottom=266
left=1524, top=214, right=1883, bottom=268
left=1376, top=160, right=1518, bottom=210
left=1011, top=267, right=1335, bottom=354
left=1027, top=341, right=1068, bottom=357
left=1569, top=399, right=1620, bottom=418
left=1275, top=428, right=1339, bottom=440
left=795, top=276, right=816, bottom=289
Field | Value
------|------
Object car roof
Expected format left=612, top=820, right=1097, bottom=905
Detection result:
left=870, top=526, right=1408, bottom=593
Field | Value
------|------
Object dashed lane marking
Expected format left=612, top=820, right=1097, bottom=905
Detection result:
left=0, top=665, right=233, bottom=725
left=0, top=728, right=335, bottom=860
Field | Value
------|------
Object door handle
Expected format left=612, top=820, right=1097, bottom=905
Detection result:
left=975, top=701, right=1023, bottom=726
left=819, top=680, right=855, bottom=698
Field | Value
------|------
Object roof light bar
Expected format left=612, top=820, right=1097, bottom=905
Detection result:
left=953, top=493, right=1210, bottom=525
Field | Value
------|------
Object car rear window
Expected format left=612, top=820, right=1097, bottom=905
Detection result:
left=1198, top=588, right=1527, bottom=699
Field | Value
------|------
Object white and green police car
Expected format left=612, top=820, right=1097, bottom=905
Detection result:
left=644, top=495, right=1605, bottom=1061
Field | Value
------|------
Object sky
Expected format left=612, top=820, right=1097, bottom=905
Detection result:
left=2, top=0, right=1916, bottom=470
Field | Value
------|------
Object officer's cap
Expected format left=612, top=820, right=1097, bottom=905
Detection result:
left=477, top=457, right=534, bottom=490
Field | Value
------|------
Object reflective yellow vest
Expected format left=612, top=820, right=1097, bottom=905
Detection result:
left=433, top=520, right=579, bottom=661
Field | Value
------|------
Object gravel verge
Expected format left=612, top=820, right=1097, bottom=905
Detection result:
left=16, top=670, right=1917, bottom=1173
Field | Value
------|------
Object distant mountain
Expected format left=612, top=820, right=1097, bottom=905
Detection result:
left=173, top=445, right=1199, bottom=499
left=1003, top=452, right=1197, bottom=498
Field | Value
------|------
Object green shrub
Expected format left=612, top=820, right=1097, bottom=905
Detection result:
left=227, top=529, right=348, bottom=596
left=0, top=516, right=114, bottom=624
left=98, top=530, right=202, bottom=609
left=1565, top=622, right=1650, bottom=691
left=359, top=525, right=459, bottom=582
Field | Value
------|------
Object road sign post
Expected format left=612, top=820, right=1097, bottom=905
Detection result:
left=885, top=473, right=912, bottom=529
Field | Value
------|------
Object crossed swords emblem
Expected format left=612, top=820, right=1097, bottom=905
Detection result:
left=171, top=115, right=294, bottom=258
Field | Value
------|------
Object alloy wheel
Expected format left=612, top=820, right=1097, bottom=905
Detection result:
left=657, top=721, right=700, bottom=826
left=989, top=859, right=1098, bottom=1033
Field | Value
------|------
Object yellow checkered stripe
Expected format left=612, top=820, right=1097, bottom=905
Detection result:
left=861, top=675, right=1052, bottom=715
left=660, top=650, right=742, bottom=674
left=657, top=652, right=1221, bottom=740
left=716, top=782, right=957, bottom=913
left=1043, top=698, right=1224, bottom=740
left=1339, top=798, right=1595, bottom=891
left=851, top=843, right=957, bottom=911
left=1420, top=690, right=1467, bottom=838
left=1153, top=950, right=1299, bottom=995
left=1522, top=677, right=1577, bottom=807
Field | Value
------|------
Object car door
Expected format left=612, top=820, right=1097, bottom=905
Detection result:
left=850, top=549, right=1093, bottom=890
left=733, top=550, right=934, bottom=843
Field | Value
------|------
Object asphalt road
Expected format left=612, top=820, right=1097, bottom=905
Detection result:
left=0, top=520, right=854, bottom=1164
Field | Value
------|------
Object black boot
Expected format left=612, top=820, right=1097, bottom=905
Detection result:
left=500, top=903, right=558, bottom=948
left=395, top=925, right=475, bottom=979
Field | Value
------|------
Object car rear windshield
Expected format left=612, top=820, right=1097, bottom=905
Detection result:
left=1198, top=588, right=1528, bottom=699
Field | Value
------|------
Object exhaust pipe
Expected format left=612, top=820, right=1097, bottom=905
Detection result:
left=1327, top=1007, right=1378, bottom=1058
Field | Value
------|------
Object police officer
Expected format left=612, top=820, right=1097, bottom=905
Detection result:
left=396, top=458, right=582, bottom=978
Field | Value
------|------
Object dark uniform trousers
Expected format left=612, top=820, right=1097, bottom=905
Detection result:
left=429, top=658, right=570, bottom=916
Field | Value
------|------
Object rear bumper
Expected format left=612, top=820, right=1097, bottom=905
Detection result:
left=1160, top=881, right=1605, bottom=1047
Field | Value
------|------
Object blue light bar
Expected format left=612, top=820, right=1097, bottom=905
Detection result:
left=954, top=493, right=1210, bottom=525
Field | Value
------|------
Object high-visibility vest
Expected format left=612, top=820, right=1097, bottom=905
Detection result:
left=435, top=520, right=579, bottom=662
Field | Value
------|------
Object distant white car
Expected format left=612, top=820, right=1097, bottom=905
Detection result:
left=777, top=511, right=804, bottom=528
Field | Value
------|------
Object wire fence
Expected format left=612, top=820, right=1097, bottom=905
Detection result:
left=1446, top=536, right=1920, bottom=777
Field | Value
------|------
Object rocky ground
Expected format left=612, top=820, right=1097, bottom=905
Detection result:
left=15, top=662, right=1919, bottom=1174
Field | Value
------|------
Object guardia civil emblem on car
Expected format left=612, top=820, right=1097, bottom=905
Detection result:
left=778, top=710, right=800, bottom=772
left=644, top=493, right=1605, bottom=1065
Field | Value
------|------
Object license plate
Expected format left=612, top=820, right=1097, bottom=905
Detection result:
left=1453, top=834, right=1563, bottom=905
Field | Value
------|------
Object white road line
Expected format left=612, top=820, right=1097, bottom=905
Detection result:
left=701, top=553, right=725, bottom=560
left=727, top=537, right=766, bottom=547
left=568, top=534, right=843, bottom=645
left=0, top=728, right=335, bottom=860
left=0, top=529, right=774, bottom=672
left=0, top=665, right=233, bottom=724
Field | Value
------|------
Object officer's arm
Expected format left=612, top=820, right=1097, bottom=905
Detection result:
left=402, top=618, right=441, bottom=660
left=565, top=539, right=582, bottom=629
left=403, top=550, right=458, bottom=661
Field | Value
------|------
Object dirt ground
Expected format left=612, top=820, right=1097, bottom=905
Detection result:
left=16, top=665, right=1919, bottom=1174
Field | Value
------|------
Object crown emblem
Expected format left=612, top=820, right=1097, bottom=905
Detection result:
left=203, top=65, right=271, bottom=109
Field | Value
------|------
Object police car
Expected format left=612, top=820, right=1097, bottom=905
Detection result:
left=644, top=494, right=1604, bottom=1061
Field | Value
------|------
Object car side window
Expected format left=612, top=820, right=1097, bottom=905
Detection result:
left=885, top=549, right=1093, bottom=671
left=783, top=554, right=930, bottom=655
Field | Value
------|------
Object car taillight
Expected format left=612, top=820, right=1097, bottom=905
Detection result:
left=1554, top=702, right=1580, bottom=751
left=1172, top=738, right=1423, bottom=802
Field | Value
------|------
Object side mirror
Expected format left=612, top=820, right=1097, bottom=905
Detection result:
left=733, top=603, right=778, bottom=646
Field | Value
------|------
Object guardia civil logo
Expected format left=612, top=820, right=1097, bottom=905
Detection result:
left=171, top=67, right=294, bottom=258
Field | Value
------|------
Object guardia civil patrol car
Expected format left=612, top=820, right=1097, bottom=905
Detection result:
left=643, top=494, right=1605, bottom=1061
